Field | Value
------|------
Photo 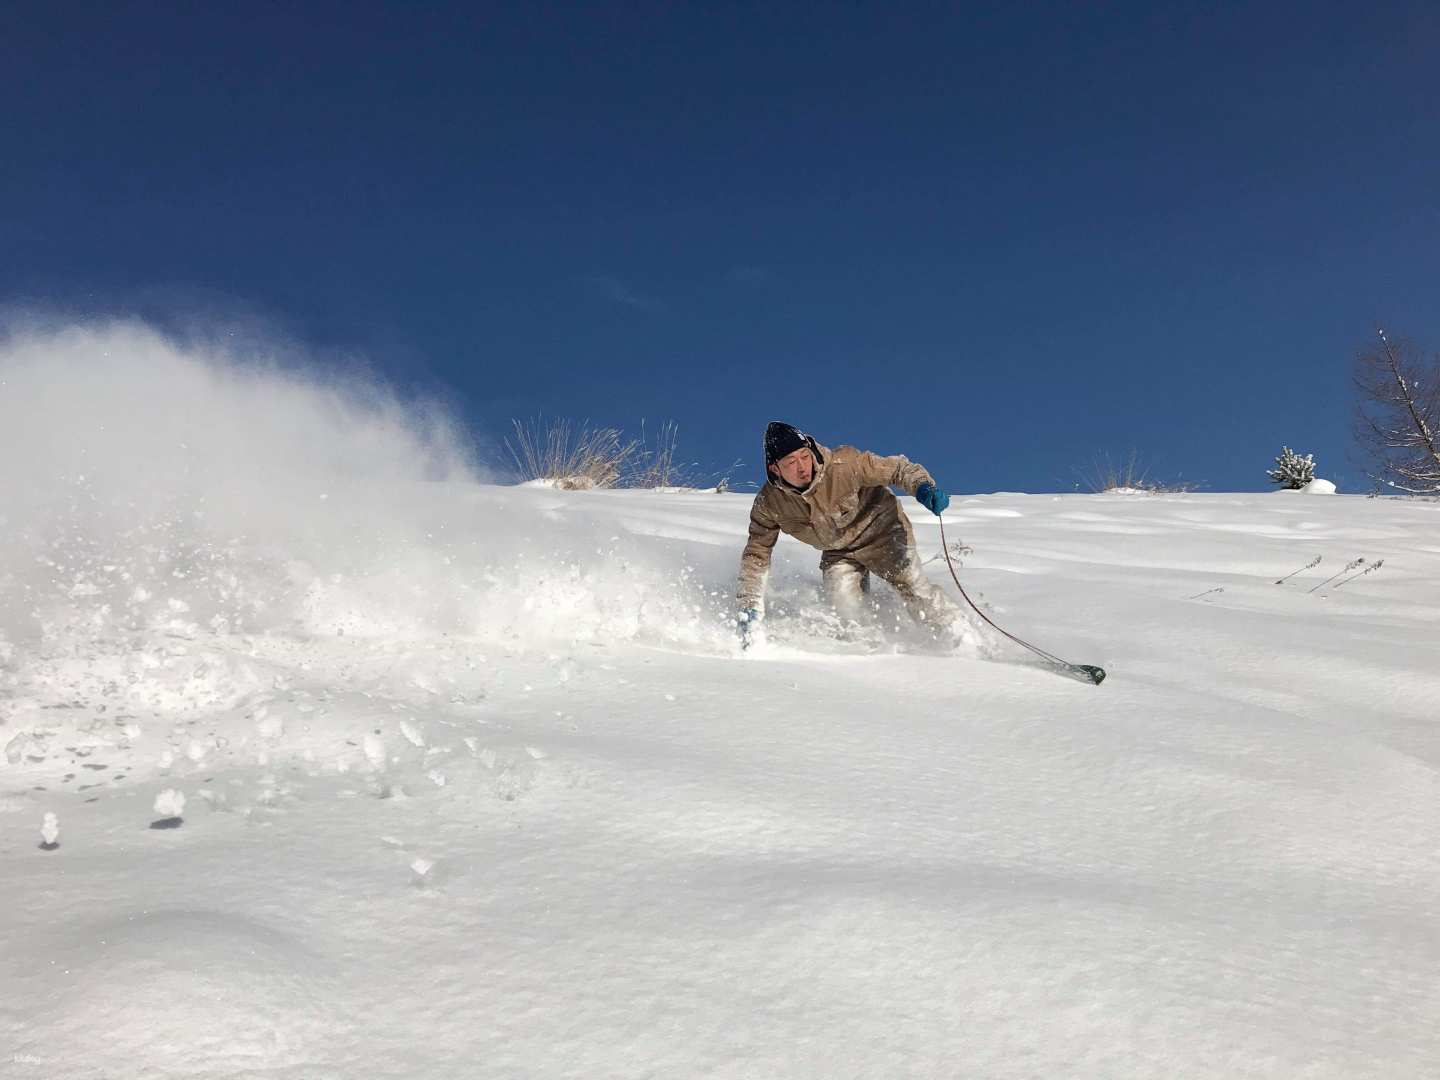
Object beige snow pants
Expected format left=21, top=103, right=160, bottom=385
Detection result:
left=819, top=517, right=961, bottom=639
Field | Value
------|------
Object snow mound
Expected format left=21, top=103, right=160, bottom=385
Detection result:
left=1274, top=477, right=1337, bottom=494
left=10, top=909, right=346, bottom=1077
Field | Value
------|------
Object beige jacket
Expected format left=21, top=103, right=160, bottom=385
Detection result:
left=737, top=442, right=934, bottom=609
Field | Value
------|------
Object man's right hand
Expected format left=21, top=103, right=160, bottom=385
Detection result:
left=737, top=608, right=762, bottom=650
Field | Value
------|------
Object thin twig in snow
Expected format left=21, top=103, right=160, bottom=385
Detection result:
left=1330, top=559, right=1385, bottom=590
left=1275, top=554, right=1322, bottom=584
left=1308, top=557, right=1365, bottom=594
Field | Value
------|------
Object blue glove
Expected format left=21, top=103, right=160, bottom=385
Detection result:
left=915, top=481, right=949, bottom=516
left=737, top=608, right=761, bottom=650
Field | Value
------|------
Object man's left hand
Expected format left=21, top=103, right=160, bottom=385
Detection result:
left=915, top=481, right=949, bottom=516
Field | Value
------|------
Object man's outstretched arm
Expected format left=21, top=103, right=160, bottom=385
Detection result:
left=852, top=449, right=949, bottom=515
left=736, top=501, right=780, bottom=646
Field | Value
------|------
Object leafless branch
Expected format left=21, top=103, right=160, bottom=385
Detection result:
left=1352, top=329, right=1440, bottom=494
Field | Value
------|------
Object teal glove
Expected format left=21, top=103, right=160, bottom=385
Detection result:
left=737, top=608, right=761, bottom=650
left=915, top=481, right=949, bottom=516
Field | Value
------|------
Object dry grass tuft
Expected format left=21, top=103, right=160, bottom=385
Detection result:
left=508, top=417, right=742, bottom=491
left=506, top=418, right=639, bottom=490
left=631, top=420, right=699, bottom=489
left=1077, top=450, right=1202, bottom=494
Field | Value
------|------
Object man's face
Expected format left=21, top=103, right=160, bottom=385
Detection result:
left=771, top=446, right=815, bottom=488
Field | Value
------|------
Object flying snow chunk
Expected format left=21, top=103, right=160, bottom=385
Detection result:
left=41, top=812, right=60, bottom=849
left=363, top=733, right=388, bottom=768
left=153, top=789, right=186, bottom=818
left=258, top=713, right=284, bottom=738
left=6, top=731, right=47, bottom=765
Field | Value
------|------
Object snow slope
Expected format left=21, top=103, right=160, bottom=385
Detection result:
left=3, top=326, right=1439, bottom=1079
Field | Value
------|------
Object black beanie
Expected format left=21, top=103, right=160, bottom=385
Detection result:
left=764, top=421, right=812, bottom=468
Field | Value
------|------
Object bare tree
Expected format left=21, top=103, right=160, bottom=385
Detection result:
left=1353, top=329, right=1440, bottom=494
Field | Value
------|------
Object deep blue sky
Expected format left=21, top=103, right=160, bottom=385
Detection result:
left=3, top=2, right=1437, bottom=492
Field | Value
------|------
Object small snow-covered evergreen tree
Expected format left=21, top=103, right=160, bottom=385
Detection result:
left=1268, top=446, right=1315, bottom=489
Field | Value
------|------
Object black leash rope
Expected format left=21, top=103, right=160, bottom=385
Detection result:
left=937, top=517, right=1106, bottom=685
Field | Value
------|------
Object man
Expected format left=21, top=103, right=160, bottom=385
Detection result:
left=737, top=420, right=963, bottom=650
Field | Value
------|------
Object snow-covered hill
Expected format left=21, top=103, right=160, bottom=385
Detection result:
left=3, top=326, right=1439, bottom=1078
